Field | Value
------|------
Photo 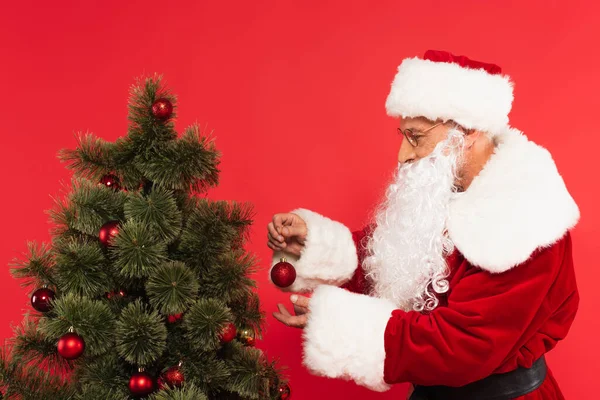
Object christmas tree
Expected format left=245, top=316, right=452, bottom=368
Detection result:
left=1, top=76, right=290, bottom=400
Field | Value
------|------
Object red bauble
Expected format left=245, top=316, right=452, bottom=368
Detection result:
left=57, top=332, right=85, bottom=360
left=219, top=322, right=237, bottom=344
left=278, top=383, right=291, bottom=400
left=160, top=365, right=185, bottom=389
left=167, top=313, right=183, bottom=323
left=99, top=174, right=121, bottom=191
left=151, top=98, right=173, bottom=120
left=31, top=287, right=55, bottom=312
left=98, top=220, right=120, bottom=247
left=271, top=258, right=296, bottom=288
left=129, top=370, right=156, bottom=397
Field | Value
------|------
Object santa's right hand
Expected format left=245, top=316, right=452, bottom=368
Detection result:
left=267, top=212, right=307, bottom=257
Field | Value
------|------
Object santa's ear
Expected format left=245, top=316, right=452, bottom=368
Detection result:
left=464, top=129, right=483, bottom=149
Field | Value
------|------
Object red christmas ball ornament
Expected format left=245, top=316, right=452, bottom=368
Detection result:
left=99, top=174, right=121, bottom=191
left=151, top=98, right=173, bottom=120
left=57, top=330, right=85, bottom=360
left=167, top=313, right=183, bottom=323
left=271, top=258, right=296, bottom=288
left=129, top=370, right=156, bottom=397
left=278, top=382, right=291, bottom=400
left=31, top=287, right=55, bottom=312
left=219, top=322, right=237, bottom=344
left=161, top=364, right=185, bottom=389
left=98, top=220, right=120, bottom=247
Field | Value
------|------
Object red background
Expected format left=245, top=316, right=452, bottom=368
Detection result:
left=1, top=1, right=598, bottom=398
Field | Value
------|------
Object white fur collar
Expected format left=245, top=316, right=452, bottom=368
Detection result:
left=447, top=127, right=580, bottom=273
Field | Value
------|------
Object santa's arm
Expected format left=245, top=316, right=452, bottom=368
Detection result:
left=269, top=208, right=371, bottom=294
left=302, top=232, right=579, bottom=391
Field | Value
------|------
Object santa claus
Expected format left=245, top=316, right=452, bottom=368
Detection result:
left=267, top=50, right=580, bottom=399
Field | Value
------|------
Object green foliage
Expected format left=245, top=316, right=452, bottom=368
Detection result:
left=124, top=186, right=182, bottom=242
left=184, top=298, right=233, bottom=352
left=112, top=219, right=168, bottom=278
left=150, top=383, right=208, bottom=400
left=39, top=293, right=116, bottom=357
left=115, top=300, right=167, bottom=366
left=2, top=74, right=286, bottom=399
left=146, top=261, right=199, bottom=315
left=9, top=241, right=57, bottom=291
left=54, top=237, right=112, bottom=297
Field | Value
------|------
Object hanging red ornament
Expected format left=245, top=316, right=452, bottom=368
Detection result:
left=98, top=220, right=120, bottom=247
left=167, top=313, right=183, bottom=323
left=271, top=257, right=296, bottom=288
left=151, top=98, right=173, bottom=120
left=105, top=288, right=127, bottom=299
left=278, top=382, right=291, bottom=400
left=129, top=369, right=156, bottom=397
left=160, top=363, right=185, bottom=389
left=99, top=174, right=121, bottom=191
left=31, top=287, right=55, bottom=312
left=57, top=330, right=85, bottom=360
left=219, top=322, right=237, bottom=344
left=237, top=326, right=256, bottom=347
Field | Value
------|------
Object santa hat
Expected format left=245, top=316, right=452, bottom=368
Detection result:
left=385, top=50, right=514, bottom=135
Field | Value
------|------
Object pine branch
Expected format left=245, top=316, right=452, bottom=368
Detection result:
left=57, top=132, right=113, bottom=181
left=39, top=293, right=116, bottom=357
left=73, top=351, right=130, bottom=399
left=9, top=241, right=58, bottom=290
left=124, top=186, right=182, bottom=243
left=115, top=300, right=167, bottom=366
left=150, top=382, right=208, bottom=400
left=197, top=249, right=257, bottom=305
left=53, top=236, right=112, bottom=297
left=183, top=298, right=233, bottom=352
left=146, top=261, right=199, bottom=315
left=9, top=314, right=72, bottom=377
left=221, top=342, right=267, bottom=400
left=47, top=176, right=127, bottom=237
left=111, top=219, right=168, bottom=278
left=134, top=124, right=221, bottom=193
left=229, top=291, right=266, bottom=339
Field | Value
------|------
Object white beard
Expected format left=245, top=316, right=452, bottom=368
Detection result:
left=362, top=129, right=465, bottom=312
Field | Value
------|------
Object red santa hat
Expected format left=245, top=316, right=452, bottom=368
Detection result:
left=385, top=50, right=514, bottom=135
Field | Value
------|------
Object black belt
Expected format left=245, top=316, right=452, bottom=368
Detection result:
left=409, top=355, right=547, bottom=400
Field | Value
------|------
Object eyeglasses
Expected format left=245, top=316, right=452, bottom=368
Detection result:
left=397, top=121, right=444, bottom=147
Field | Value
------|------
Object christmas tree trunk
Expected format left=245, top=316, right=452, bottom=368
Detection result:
left=1, top=75, right=290, bottom=400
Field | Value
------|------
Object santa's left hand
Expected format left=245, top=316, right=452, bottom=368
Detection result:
left=273, top=294, right=310, bottom=329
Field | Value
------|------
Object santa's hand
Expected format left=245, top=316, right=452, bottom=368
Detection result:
left=273, top=294, right=310, bottom=329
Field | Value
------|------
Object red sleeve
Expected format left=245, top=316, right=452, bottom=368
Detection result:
left=382, top=232, right=579, bottom=387
left=341, top=223, right=376, bottom=295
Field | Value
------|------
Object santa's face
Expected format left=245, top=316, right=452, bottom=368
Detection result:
left=362, top=126, right=466, bottom=312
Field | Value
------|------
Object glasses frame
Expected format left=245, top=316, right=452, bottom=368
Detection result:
left=398, top=121, right=444, bottom=147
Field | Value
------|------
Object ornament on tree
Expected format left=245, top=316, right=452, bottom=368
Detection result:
left=129, top=369, right=156, bottom=397
left=57, top=328, right=85, bottom=360
left=151, top=98, right=173, bottom=120
left=167, top=313, right=183, bottom=323
left=237, top=326, right=256, bottom=347
left=219, top=322, right=237, bottom=344
left=271, top=257, right=296, bottom=288
left=98, top=220, right=120, bottom=247
left=99, top=174, right=121, bottom=191
left=31, top=287, right=55, bottom=312
left=277, top=382, right=291, bottom=400
left=105, top=288, right=127, bottom=299
left=158, top=362, right=184, bottom=389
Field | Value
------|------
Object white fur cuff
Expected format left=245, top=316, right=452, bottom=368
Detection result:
left=270, top=208, right=358, bottom=293
left=302, top=285, right=397, bottom=392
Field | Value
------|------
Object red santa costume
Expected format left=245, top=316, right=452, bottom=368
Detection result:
left=270, top=51, right=580, bottom=399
